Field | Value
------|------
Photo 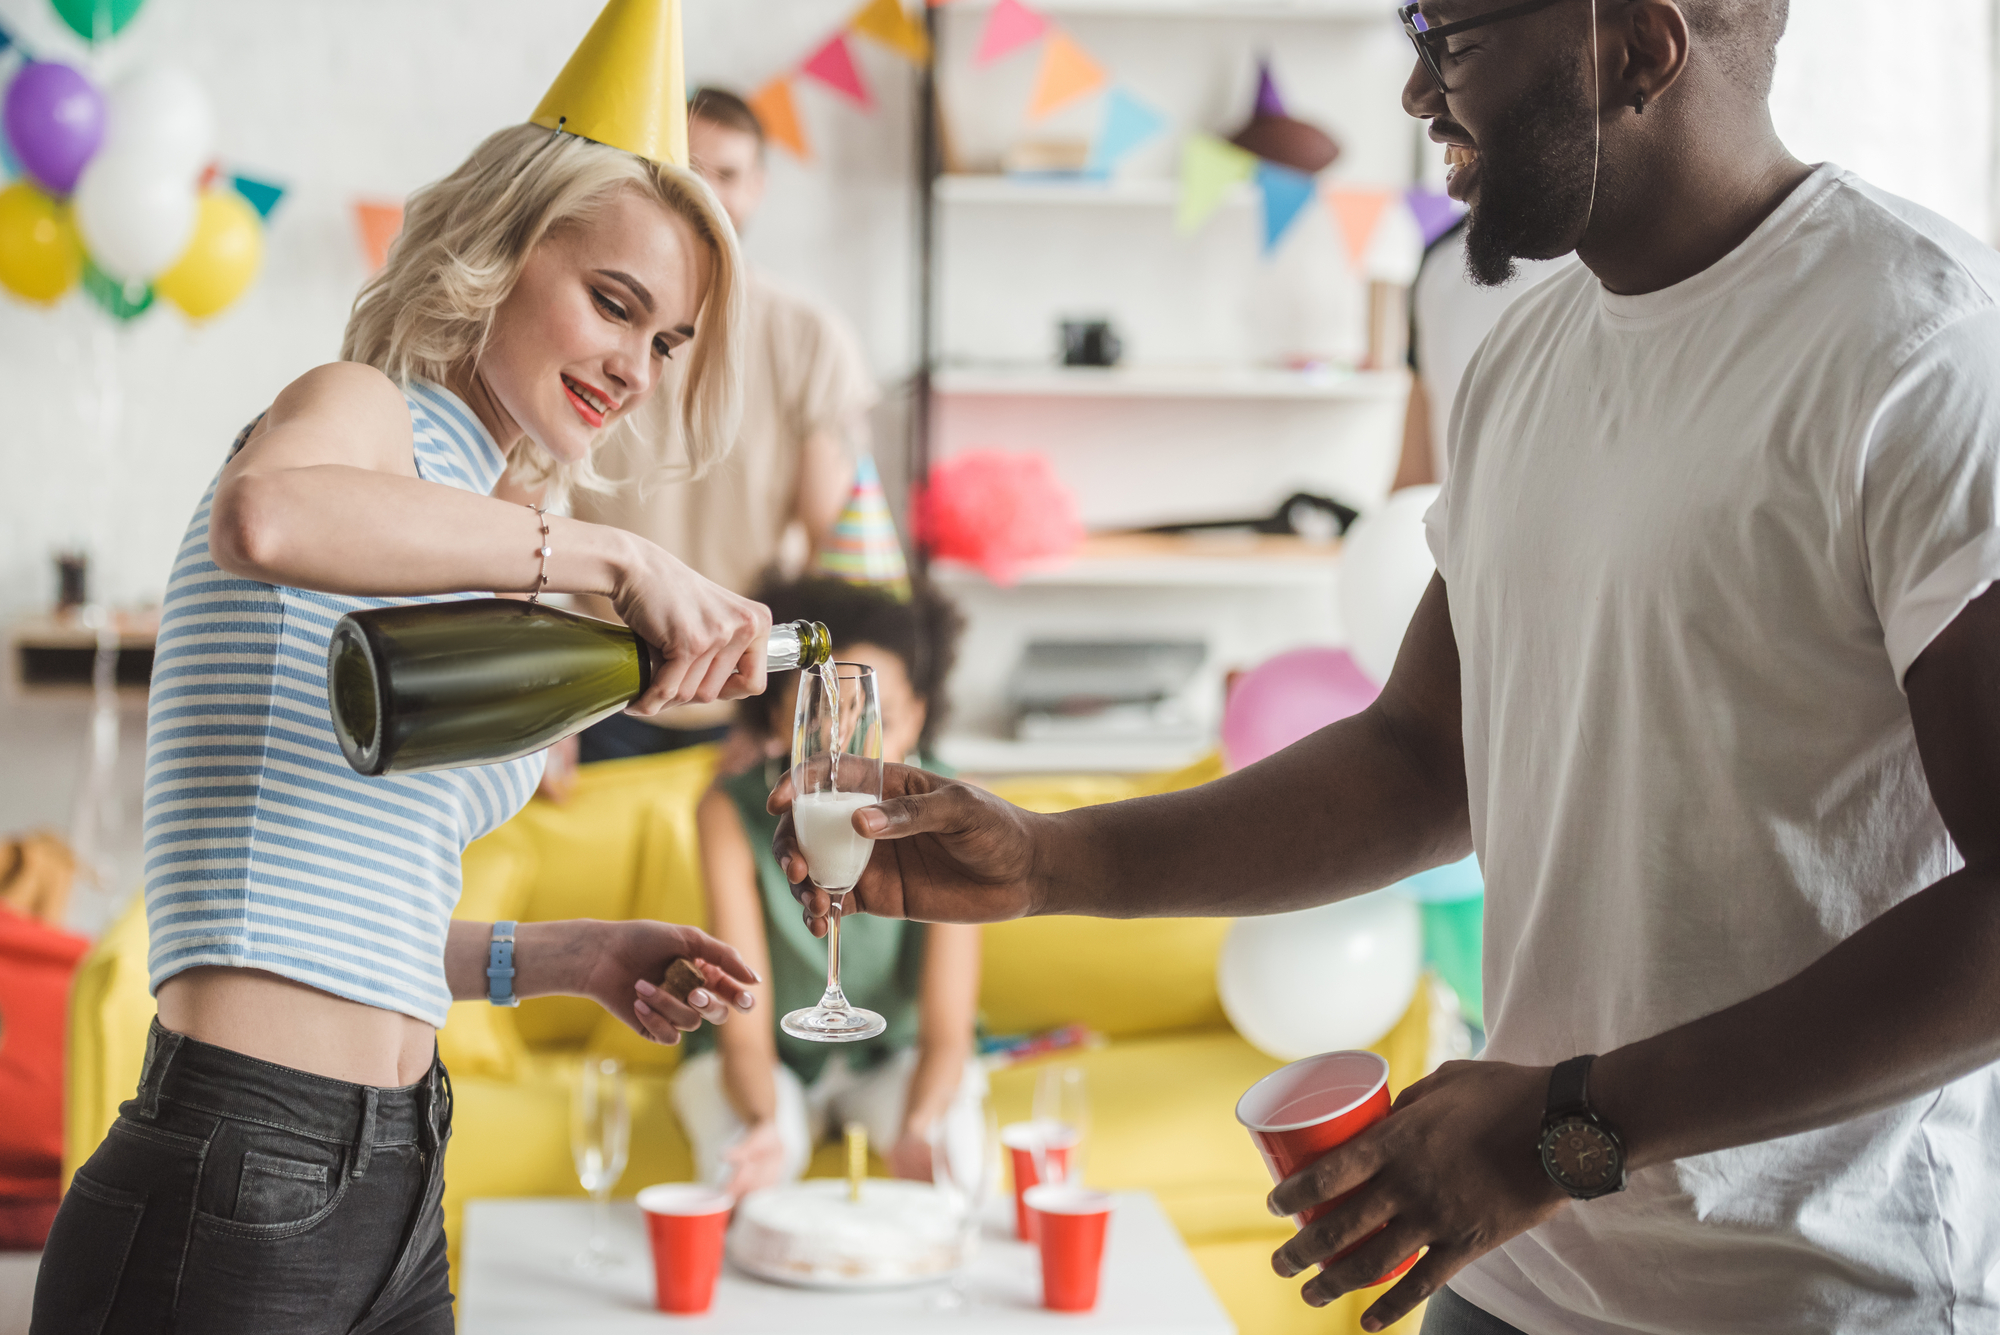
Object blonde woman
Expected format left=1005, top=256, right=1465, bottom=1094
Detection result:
left=32, top=123, right=764, bottom=1334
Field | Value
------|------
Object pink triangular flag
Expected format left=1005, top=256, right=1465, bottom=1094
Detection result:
left=1327, top=188, right=1395, bottom=270
left=976, top=0, right=1048, bottom=65
left=800, top=32, right=873, bottom=108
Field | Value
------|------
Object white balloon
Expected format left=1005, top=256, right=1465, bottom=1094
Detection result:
left=1339, top=485, right=1442, bottom=686
left=1218, top=892, right=1423, bottom=1062
left=74, top=150, right=198, bottom=283
left=104, top=67, right=214, bottom=180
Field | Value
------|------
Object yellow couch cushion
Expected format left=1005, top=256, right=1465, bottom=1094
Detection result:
left=62, top=890, right=153, bottom=1187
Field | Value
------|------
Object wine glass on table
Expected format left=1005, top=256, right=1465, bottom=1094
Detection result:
left=928, top=1094, right=1002, bottom=1313
left=1032, top=1064, right=1089, bottom=1189
left=781, top=662, right=888, bottom=1043
left=570, top=1056, right=631, bottom=1272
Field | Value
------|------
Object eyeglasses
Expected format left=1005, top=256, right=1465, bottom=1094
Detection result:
left=1400, top=0, right=1574, bottom=95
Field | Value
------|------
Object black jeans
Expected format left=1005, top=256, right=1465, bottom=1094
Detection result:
left=32, top=1020, right=454, bottom=1335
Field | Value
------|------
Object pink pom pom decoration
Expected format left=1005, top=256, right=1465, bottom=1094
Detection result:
left=917, top=450, right=1084, bottom=585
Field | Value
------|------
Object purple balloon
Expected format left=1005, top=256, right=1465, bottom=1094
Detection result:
left=4, top=62, right=105, bottom=197
left=1222, top=648, right=1380, bottom=771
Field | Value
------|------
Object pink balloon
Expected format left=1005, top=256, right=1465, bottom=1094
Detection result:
left=1222, top=648, right=1380, bottom=770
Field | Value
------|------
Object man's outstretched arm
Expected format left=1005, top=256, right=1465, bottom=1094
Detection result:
left=773, top=575, right=1471, bottom=931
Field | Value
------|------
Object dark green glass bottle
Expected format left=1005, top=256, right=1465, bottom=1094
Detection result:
left=327, top=598, right=831, bottom=776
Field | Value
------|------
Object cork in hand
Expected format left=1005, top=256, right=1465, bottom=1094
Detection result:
left=662, top=957, right=709, bottom=1003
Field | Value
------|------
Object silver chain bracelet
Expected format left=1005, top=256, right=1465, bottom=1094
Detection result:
left=527, top=503, right=551, bottom=604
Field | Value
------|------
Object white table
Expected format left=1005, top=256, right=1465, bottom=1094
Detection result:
left=459, top=1192, right=1235, bottom=1334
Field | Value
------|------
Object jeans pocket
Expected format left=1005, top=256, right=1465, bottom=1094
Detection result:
left=29, top=1174, right=146, bottom=1335
left=233, top=1150, right=331, bottom=1227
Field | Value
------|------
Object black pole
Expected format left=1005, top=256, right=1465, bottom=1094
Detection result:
left=910, top=3, right=942, bottom=578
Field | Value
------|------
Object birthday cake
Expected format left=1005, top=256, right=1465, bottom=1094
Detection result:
left=728, top=1179, right=967, bottom=1288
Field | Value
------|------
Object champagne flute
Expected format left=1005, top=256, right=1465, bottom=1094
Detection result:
left=1031, top=1065, right=1089, bottom=1189
left=928, top=1095, right=1002, bottom=1313
left=781, top=662, right=888, bottom=1043
left=569, top=1056, right=631, bottom=1272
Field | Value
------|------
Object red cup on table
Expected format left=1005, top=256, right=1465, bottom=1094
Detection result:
left=1234, top=1050, right=1416, bottom=1286
left=1025, top=1183, right=1114, bottom=1312
left=635, top=1183, right=733, bottom=1314
left=1001, top=1120, right=1077, bottom=1241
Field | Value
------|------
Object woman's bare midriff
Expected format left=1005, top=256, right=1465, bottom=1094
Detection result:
left=155, top=966, right=440, bottom=1088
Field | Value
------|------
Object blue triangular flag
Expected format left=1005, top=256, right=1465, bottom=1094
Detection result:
left=1085, top=87, right=1166, bottom=178
left=1256, top=161, right=1316, bottom=254
left=0, top=22, right=14, bottom=56
left=230, top=174, right=285, bottom=219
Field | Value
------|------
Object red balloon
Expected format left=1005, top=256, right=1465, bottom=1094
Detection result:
left=1221, top=647, right=1379, bottom=770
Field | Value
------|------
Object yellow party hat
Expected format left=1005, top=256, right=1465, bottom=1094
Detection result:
left=531, top=0, right=689, bottom=168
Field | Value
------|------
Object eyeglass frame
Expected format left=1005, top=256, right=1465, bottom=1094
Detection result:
left=1399, top=0, right=1576, bottom=95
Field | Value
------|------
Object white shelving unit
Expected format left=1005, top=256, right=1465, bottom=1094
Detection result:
left=934, top=361, right=1404, bottom=401
left=917, top=2, right=1412, bottom=773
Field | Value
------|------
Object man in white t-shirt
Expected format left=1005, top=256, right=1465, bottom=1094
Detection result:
left=770, top=3, right=2000, bottom=1333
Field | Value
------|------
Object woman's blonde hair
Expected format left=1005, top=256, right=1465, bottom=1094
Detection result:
left=341, top=122, right=744, bottom=499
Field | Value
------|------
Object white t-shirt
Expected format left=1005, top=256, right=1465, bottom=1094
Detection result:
left=1429, top=164, right=2000, bottom=1334
left=1411, top=223, right=1571, bottom=481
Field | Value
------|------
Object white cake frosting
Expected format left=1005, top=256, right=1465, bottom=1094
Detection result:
left=728, top=1179, right=967, bottom=1286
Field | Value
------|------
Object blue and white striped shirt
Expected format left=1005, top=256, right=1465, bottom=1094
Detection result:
left=143, top=381, right=544, bottom=1027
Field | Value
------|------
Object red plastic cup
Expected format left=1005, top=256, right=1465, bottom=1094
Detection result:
left=1235, top=1050, right=1416, bottom=1286
left=636, top=1184, right=733, bottom=1314
left=1025, top=1184, right=1114, bottom=1312
left=1002, top=1120, right=1077, bottom=1241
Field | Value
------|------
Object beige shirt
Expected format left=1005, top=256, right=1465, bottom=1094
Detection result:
left=575, top=270, right=876, bottom=596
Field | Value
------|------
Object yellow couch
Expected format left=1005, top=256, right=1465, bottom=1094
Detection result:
left=68, top=747, right=1430, bottom=1334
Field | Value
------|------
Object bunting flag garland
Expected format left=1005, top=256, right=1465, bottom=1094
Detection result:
left=976, top=0, right=1048, bottom=65
left=1327, top=187, right=1395, bottom=269
left=1028, top=30, right=1106, bottom=120
left=1405, top=186, right=1466, bottom=248
left=229, top=174, right=285, bottom=220
left=1176, top=134, right=1256, bottom=234
left=850, top=0, right=931, bottom=65
left=748, top=77, right=810, bottom=160
left=1255, top=161, right=1316, bottom=253
left=1252, top=60, right=1287, bottom=119
left=800, top=32, right=872, bottom=108
left=1085, top=87, right=1166, bottom=178
left=352, top=199, right=403, bottom=273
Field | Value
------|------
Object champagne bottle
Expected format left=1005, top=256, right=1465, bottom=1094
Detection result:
left=327, top=597, right=831, bottom=776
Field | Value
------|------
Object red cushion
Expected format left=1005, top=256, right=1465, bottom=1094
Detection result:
left=0, top=905, right=90, bottom=1248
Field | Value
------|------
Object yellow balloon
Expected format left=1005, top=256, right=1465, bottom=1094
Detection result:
left=155, top=189, right=264, bottom=320
left=0, top=181, right=83, bottom=304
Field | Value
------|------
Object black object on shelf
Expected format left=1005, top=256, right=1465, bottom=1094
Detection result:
left=1139, top=491, right=1359, bottom=542
left=1060, top=319, right=1122, bottom=368
left=18, top=644, right=154, bottom=688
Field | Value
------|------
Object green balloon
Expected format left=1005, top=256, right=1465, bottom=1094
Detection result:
left=50, top=0, right=146, bottom=41
left=1420, top=897, right=1484, bottom=1029
left=82, top=259, right=153, bottom=321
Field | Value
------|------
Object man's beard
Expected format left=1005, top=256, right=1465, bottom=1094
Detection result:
left=1463, top=58, right=1599, bottom=288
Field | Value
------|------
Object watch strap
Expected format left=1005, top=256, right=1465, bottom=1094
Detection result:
left=1545, top=1053, right=1597, bottom=1123
left=487, top=920, right=520, bottom=1008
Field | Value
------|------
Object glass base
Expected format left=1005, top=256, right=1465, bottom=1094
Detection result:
left=781, top=1003, right=888, bottom=1043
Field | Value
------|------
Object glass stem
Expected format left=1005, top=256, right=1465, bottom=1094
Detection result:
left=818, top=891, right=851, bottom=1012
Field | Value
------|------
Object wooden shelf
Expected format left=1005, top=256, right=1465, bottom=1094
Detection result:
left=935, top=361, right=1405, bottom=401
left=7, top=609, right=160, bottom=697
left=931, top=532, right=1343, bottom=589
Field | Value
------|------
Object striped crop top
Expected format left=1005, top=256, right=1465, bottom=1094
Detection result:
left=142, top=381, right=545, bottom=1027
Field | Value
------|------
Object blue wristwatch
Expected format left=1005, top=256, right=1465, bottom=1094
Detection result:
left=487, top=920, right=520, bottom=1008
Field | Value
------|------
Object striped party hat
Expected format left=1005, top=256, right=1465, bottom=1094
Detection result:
left=814, top=454, right=911, bottom=598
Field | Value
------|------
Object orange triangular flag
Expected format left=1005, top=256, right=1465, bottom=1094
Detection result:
left=1028, top=30, right=1106, bottom=120
left=1327, top=188, right=1395, bottom=270
left=850, top=0, right=930, bottom=64
left=353, top=199, right=404, bottom=273
left=748, top=77, right=810, bottom=160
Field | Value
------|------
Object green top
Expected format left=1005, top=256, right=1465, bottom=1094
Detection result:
left=683, top=763, right=946, bottom=1084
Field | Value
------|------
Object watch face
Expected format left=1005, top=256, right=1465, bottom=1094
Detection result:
left=1540, top=1118, right=1622, bottom=1195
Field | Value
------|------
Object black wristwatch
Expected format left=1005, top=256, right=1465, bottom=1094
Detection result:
left=1538, top=1054, right=1627, bottom=1200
